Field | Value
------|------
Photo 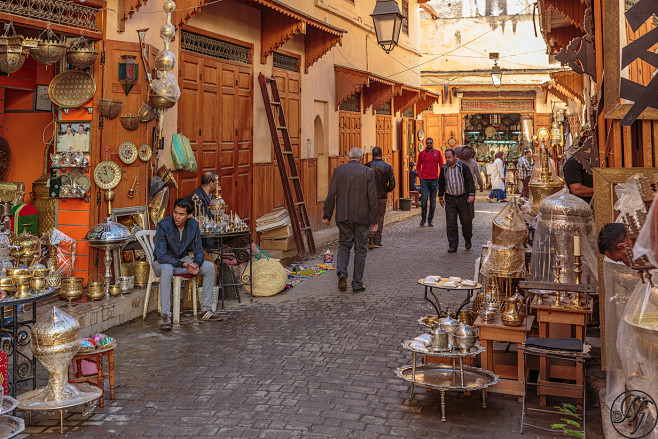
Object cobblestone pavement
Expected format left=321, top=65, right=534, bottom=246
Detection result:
left=22, top=200, right=603, bottom=438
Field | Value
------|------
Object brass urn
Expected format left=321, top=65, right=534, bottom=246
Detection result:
left=528, top=143, right=563, bottom=214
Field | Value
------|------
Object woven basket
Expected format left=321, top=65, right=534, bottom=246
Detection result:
left=240, top=251, right=287, bottom=297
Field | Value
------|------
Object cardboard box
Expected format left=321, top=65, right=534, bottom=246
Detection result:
left=260, top=224, right=293, bottom=239
left=260, top=235, right=296, bottom=251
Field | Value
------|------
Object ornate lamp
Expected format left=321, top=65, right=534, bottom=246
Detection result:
left=490, top=53, right=502, bottom=87
left=370, top=0, right=403, bottom=54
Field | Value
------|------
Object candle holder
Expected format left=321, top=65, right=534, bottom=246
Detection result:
left=571, top=254, right=587, bottom=309
left=551, top=260, right=564, bottom=308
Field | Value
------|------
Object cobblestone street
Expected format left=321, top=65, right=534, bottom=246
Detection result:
left=23, top=200, right=603, bottom=438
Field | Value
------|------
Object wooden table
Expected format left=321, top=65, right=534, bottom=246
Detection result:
left=531, top=297, right=592, bottom=405
left=475, top=314, right=534, bottom=401
left=69, top=345, right=115, bottom=408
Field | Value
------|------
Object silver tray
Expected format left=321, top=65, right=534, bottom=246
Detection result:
left=0, top=397, right=19, bottom=416
left=396, top=364, right=499, bottom=392
left=402, top=341, right=485, bottom=358
left=0, top=415, right=24, bottom=439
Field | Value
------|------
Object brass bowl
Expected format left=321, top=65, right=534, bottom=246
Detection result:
left=86, top=280, right=104, bottom=299
left=7, top=268, right=29, bottom=278
left=133, top=261, right=150, bottom=287
left=86, top=287, right=105, bottom=301
left=120, top=114, right=140, bottom=131
left=30, top=41, right=68, bottom=66
left=0, top=46, right=28, bottom=74
left=98, top=98, right=122, bottom=119
left=13, top=274, right=31, bottom=285
left=108, top=284, right=121, bottom=297
left=59, top=288, right=83, bottom=300
left=148, top=92, right=176, bottom=110
left=32, top=267, right=50, bottom=278
left=61, top=276, right=83, bottom=293
left=15, top=283, right=31, bottom=299
left=30, top=277, right=46, bottom=291
left=421, top=315, right=440, bottom=327
left=0, top=277, right=14, bottom=288
left=66, top=49, right=99, bottom=69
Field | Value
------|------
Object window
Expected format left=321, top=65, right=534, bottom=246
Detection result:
left=401, top=0, right=409, bottom=35
left=339, top=92, right=361, bottom=113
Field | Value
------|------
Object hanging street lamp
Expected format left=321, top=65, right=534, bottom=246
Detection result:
left=371, top=0, right=404, bottom=54
left=490, top=53, right=502, bottom=87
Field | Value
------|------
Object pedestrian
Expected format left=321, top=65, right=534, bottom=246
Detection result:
left=597, top=222, right=633, bottom=267
left=417, top=137, right=444, bottom=227
left=409, top=161, right=418, bottom=192
left=457, top=145, right=483, bottom=219
left=517, top=149, right=533, bottom=198
left=153, top=198, right=222, bottom=330
left=322, top=147, right=378, bottom=293
left=365, top=146, right=395, bottom=248
left=563, top=155, right=593, bottom=204
left=487, top=151, right=507, bottom=202
left=439, top=149, right=476, bottom=253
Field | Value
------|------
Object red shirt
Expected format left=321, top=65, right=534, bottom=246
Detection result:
left=417, top=148, right=444, bottom=180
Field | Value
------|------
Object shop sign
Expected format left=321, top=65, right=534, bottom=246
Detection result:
left=118, top=55, right=139, bottom=95
left=610, top=390, right=658, bottom=438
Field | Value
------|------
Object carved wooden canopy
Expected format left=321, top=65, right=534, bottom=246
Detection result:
left=538, top=0, right=587, bottom=54
left=542, top=81, right=575, bottom=105
left=550, top=71, right=584, bottom=103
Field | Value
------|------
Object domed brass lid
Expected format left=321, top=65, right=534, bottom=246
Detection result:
left=84, top=217, right=131, bottom=244
left=32, top=306, right=80, bottom=348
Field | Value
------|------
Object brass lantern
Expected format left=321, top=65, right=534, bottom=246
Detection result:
left=370, top=0, right=403, bottom=54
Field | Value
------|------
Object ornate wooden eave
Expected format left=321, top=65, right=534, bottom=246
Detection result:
left=542, top=0, right=587, bottom=32
left=416, top=90, right=441, bottom=114
left=550, top=71, right=584, bottom=103
left=363, top=80, right=396, bottom=115
left=542, top=81, right=572, bottom=105
left=335, top=66, right=371, bottom=110
left=171, top=0, right=212, bottom=29
left=118, top=0, right=148, bottom=32
left=393, top=86, right=421, bottom=115
left=261, top=7, right=305, bottom=64
left=304, top=25, right=342, bottom=73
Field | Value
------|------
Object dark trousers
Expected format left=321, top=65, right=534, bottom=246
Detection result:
left=373, top=198, right=387, bottom=245
left=445, top=194, right=473, bottom=250
left=521, top=176, right=531, bottom=198
left=470, top=202, right=475, bottom=220
left=336, top=221, right=369, bottom=290
left=420, top=178, right=439, bottom=222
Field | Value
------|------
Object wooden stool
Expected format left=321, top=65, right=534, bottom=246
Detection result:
left=475, top=314, right=534, bottom=401
left=69, top=345, right=115, bottom=408
left=409, top=191, right=420, bottom=207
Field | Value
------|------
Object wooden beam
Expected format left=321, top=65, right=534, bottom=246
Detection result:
left=261, top=8, right=304, bottom=64
left=304, top=25, right=341, bottom=73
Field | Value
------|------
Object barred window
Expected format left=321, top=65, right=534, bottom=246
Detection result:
left=376, top=101, right=392, bottom=115
left=180, top=31, right=251, bottom=64
left=273, top=53, right=299, bottom=72
left=339, top=92, right=361, bottom=113
left=401, top=0, right=409, bottom=35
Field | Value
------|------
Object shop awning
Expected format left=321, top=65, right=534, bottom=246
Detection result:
left=550, top=71, right=584, bottom=103
left=537, top=0, right=587, bottom=54
left=542, top=81, right=576, bottom=105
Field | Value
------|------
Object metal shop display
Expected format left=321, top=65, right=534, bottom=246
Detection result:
left=83, top=218, right=131, bottom=299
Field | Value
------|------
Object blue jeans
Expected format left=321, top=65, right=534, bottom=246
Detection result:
left=489, top=188, right=507, bottom=201
left=420, top=179, right=439, bottom=222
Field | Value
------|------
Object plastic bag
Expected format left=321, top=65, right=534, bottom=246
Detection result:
left=40, top=228, right=76, bottom=275
left=150, top=70, right=180, bottom=103
left=634, top=191, right=658, bottom=268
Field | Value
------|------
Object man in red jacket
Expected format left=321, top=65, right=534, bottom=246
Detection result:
left=416, top=138, right=444, bottom=226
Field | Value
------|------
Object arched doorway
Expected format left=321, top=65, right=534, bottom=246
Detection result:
left=315, top=115, right=328, bottom=201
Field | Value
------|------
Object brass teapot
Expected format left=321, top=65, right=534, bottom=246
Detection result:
left=501, top=295, right=524, bottom=327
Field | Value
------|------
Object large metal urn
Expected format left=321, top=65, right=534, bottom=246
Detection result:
left=84, top=218, right=131, bottom=298
left=528, top=143, right=563, bottom=214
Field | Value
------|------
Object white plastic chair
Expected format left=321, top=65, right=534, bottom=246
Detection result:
left=135, top=230, right=198, bottom=323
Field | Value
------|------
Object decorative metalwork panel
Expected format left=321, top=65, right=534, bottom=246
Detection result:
left=461, top=99, right=534, bottom=113
left=402, top=107, right=414, bottom=118
left=273, top=52, right=299, bottom=72
left=376, top=101, right=392, bottom=115
left=0, top=0, right=99, bottom=32
left=339, top=92, right=360, bottom=112
left=181, top=31, right=251, bottom=64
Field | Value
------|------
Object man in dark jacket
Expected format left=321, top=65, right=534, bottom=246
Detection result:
left=438, top=149, right=476, bottom=253
left=323, top=147, right=378, bottom=293
left=365, top=146, right=395, bottom=248
left=153, top=198, right=222, bottom=329
left=188, top=170, right=217, bottom=220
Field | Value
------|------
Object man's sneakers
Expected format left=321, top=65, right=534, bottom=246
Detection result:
left=338, top=274, right=347, bottom=292
left=160, top=315, right=173, bottom=330
left=428, top=222, right=434, bottom=227
left=199, top=310, right=223, bottom=321
left=353, top=286, right=366, bottom=293
left=373, top=244, right=382, bottom=248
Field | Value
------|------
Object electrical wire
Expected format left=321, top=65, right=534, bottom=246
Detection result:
left=99, top=0, right=224, bottom=15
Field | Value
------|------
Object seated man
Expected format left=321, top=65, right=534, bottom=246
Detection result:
left=597, top=222, right=633, bottom=267
left=153, top=198, right=222, bottom=330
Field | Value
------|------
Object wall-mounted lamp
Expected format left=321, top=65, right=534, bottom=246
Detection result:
left=490, top=52, right=502, bottom=88
left=371, top=0, right=403, bottom=54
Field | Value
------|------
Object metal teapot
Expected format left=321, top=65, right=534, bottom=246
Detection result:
left=453, top=323, right=479, bottom=353
left=501, top=295, right=524, bottom=327
left=430, top=326, right=449, bottom=352
left=438, top=315, right=459, bottom=348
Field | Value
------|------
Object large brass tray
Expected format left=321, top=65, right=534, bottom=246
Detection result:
left=48, top=70, right=96, bottom=108
left=397, top=363, right=499, bottom=392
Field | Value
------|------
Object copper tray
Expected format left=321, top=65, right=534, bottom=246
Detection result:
left=48, top=70, right=96, bottom=108
left=396, top=364, right=499, bottom=392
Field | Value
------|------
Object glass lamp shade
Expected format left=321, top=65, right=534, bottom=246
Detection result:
left=551, top=121, right=562, bottom=145
left=491, top=63, right=502, bottom=87
left=371, top=0, right=403, bottom=54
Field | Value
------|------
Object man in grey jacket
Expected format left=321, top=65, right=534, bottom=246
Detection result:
left=153, top=198, right=222, bottom=330
left=323, top=148, right=378, bottom=293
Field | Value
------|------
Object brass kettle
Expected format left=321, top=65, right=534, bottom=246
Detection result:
left=501, top=295, right=524, bottom=327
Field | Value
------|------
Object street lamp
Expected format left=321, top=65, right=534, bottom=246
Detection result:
left=371, top=0, right=403, bottom=54
left=490, top=53, right=502, bottom=87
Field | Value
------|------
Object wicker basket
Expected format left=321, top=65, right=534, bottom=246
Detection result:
left=98, top=98, right=122, bottom=119
left=120, top=114, right=140, bottom=131
left=240, top=251, right=287, bottom=297
left=133, top=261, right=150, bottom=287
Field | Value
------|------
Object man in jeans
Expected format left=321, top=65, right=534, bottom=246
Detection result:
left=153, top=198, right=222, bottom=330
left=416, top=138, right=444, bottom=226
left=517, top=150, right=533, bottom=198
left=365, top=146, right=395, bottom=248
left=323, top=147, right=378, bottom=293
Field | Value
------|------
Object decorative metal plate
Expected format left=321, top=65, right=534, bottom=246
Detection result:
left=417, top=129, right=424, bottom=141
left=138, top=143, right=152, bottom=162
left=396, top=364, right=499, bottom=392
left=118, top=141, right=137, bottom=165
left=93, top=161, right=121, bottom=190
left=485, top=126, right=496, bottom=138
left=59, top=174, right=72, bottom=186
left=67, top=168, right=91, bottom=191
left=48, top=69, right=96, bottom=108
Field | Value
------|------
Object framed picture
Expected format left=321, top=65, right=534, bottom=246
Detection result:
left=110, top=206, right=149, bottom=279
left=55, top=121, right=91, bottom=153
left=121, top=250, right=135, bottom=264
left=34, top=85, right=52, bottom=112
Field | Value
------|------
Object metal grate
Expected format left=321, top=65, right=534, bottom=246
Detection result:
left=339, top=92, right=360, bottom=113
left=273, top=52, right=299, bottom=72
left=181, top=31, right=251, bottom=64
left=376, top=101, right=392, bottom=115
left=402, top=107, right=414, bottom=118
left=401, top=0, right=409, bottom=35
left=0, top=0, right=99, bottom=32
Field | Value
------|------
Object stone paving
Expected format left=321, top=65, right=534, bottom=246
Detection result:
left=21, top=200, right=603, bottom=438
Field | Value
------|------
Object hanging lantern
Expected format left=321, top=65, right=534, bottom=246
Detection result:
left=66, top=36, right=99, bottom=70
left=0, top=23, right=28, bottom=75
left=30, top=28, right=67, bottom=66
left=119, top=55, right=139, bottom=95
left=370, top=0, right=403, bottom=54
left=491, top=61, right=502, bottom=88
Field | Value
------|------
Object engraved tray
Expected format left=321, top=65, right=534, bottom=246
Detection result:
left=396, top=364, right=499, bottom=392
left=0, top=396, right=19, bottom=416
left=0, top=415, right=24, bottom=439
left=49, top=70, right=96, bottom=108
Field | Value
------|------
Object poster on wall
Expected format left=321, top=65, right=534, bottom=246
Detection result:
left=34, top=85, right=52, bottom=112
left=55, top=121, right=91, bottom=153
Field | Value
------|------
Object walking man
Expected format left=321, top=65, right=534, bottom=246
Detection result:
left=365, top=146, right=395, bottom=248
left=439, top=149, right=476, bottom=253
left=153, top=198, right=222, bottom=330
left=323, top=147, right=378, bottom=293
left=517, top=150, right=533, bottom=198
left=457, top=145, right=483, bottom=219
left=417, top=138, right=444, bottom=227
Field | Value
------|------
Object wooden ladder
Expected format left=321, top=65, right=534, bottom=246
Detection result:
left=258, top=73, right=316, bottom=255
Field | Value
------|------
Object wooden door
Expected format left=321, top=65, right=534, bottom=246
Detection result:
left=376, top=115, right=393, bottom=208
left=338, top=111, right=361, bottom=166
left=401, top=118, right=409, bottom=197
